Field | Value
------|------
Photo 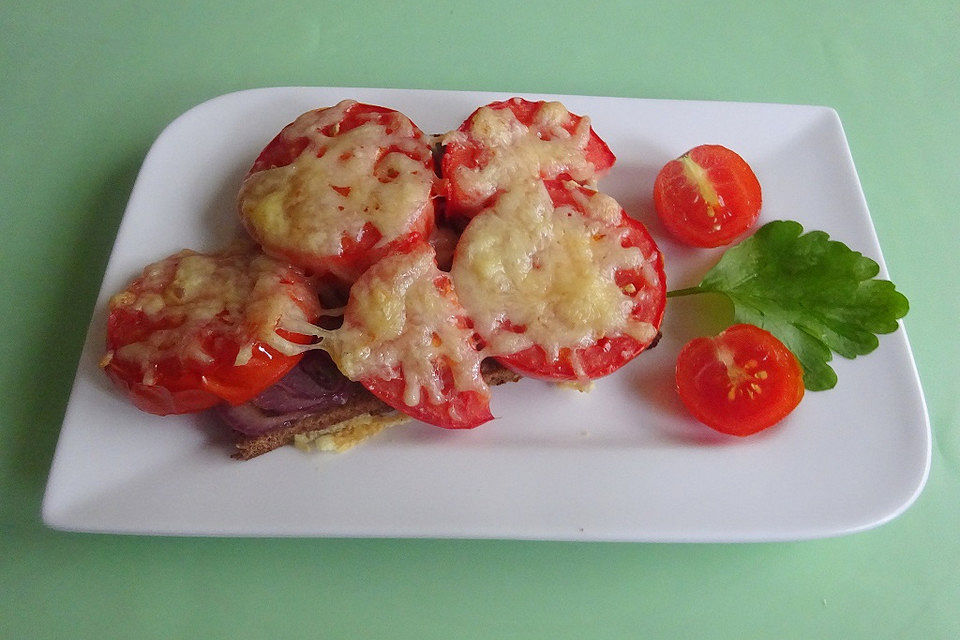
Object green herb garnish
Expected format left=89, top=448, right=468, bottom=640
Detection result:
left=667, top=220, right=909, bottom=390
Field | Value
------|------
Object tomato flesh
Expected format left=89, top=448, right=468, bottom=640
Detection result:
left=675, top=324, right=804, bottom=436
left=362, top=368, right=493, bottom=430
left=452, top=179, right=666, bottom=381
left=240, top=101, right=437, bottom=284
left=495, top=201, right=665, bottom=380
left=442, top=98, right=616, bottom=221
left=103, top=248, right=322, bottom=416
left=653, top=144, right=761, bottom=248
left=336, top=243, right=492, bottom=429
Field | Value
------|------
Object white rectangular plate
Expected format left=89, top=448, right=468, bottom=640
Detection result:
left=42, top=87, right=930, bottom=541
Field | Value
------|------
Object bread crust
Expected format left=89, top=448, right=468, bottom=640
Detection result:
left=232, top=359, right=520, bottom=460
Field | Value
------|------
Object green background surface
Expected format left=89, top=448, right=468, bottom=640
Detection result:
left=2, top=1, right=958, bottom=637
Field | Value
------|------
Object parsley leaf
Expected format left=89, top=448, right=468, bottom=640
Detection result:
left=667, top=220, right=909, bottom=390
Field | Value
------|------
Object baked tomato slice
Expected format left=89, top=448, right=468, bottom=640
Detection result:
left=102, top=243, right=322, bottom=415
left=675, top=324, right=804, bottom=435
left=451, top=179, right=666, bottom=382
left=441, top=98, right=616, bottom=221
left=238, top=100, right=437, bottom=284
left=323, top=242, right=492, bottom=429
left=653, top=144, right=762, bottom=248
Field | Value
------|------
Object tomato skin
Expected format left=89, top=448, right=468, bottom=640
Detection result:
left=442, top=98, right=616, bottom=221
left=653, top=145, right=761, bottom=248
left=362, top=371, right=493, bottom=430
left=104, top=362, right=222, bottom=415
left=105, top=318, right=309, bottom=416
left=675, top=324, right=804, bottom=436
left=103, top=249, right=322, bottom=416
left=497, top=334, right=656, bottom=382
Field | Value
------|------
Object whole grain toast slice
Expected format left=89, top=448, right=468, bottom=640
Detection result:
left=232, top=359, right=520, bottom=460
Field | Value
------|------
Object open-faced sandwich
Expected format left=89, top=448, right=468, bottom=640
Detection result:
left=101, top=97, right=667, bottom=459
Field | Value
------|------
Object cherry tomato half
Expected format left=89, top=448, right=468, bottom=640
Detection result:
left=675, top=324, right=804, bottom=436
left=653, top=144, right=762, bottom=248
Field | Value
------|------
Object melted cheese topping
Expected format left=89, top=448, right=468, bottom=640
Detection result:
left=319, top=244, right=486, bottom=408
left=450, top=181, right=659, bottom=370
left=445, top=100, right=597, bottom=204
left=107, top=245, right=317, bottom=380
left=238, top=100, right=434, bottom=260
